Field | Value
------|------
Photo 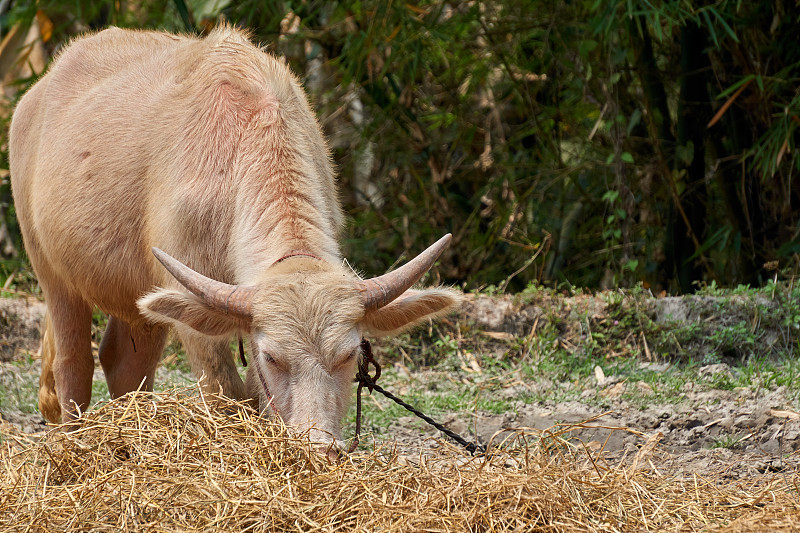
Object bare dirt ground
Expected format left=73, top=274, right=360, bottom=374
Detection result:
left=375, top=292, right=800, bottom=481
left=1, top=292, right=799, bottom=483
left=385, top=374, right=800, bottom=480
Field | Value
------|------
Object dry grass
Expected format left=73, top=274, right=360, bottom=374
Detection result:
left=0, top=388, right=798, bottom=532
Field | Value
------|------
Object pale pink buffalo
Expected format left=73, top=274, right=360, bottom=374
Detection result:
left=9, top=25, right=460, bottom=449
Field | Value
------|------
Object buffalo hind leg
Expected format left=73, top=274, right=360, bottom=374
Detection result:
left=38, top=311, right=60, bottom=423
left=99, top=316, right=167, bottom=398
left=46, top=290, right=93, bottom=422
left=178, top=329, right=246, bottom=401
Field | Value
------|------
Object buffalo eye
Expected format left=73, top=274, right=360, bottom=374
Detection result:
left=342, top=347, right=360, bottom=363
left=333, top=347, right=360, bottom=370
left=344, top=347, right=361, bottom=364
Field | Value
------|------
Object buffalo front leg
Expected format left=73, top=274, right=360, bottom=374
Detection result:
left=46, top=290, right=93, bottom=422
left=178, top=329, right=246, bottom=401
left=99, top=316, right=167, bottom=398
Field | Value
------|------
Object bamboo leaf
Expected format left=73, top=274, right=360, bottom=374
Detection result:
left=707, top=77, right=752, bottom=128
left=717, top=74, right=755, bottom=98
left=701, top=10, right=718, bottom=48
left=172, top=0, right=194, bottom=32
left=688, top=226, right=732, bottom=262
left=710, top=6, right=739, bottom=43
left=776, top=139, right=789, bottom=167
left=626, top=109, right=642, bottom=136
left=652, top=11, right=662, bottom=41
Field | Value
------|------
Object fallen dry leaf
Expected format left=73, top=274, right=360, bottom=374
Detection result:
left=770, top=409, right=800, bottom=420
left=601, top=381, right=626, bottom=398
left=594, top=365, right=606, bottom=385
left=482, top=331, right=515, bottom=341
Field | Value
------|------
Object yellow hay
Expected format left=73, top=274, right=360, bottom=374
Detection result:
left=1, top=388, right=797, bottom=532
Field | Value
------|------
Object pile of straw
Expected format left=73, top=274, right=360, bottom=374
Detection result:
left=1, top=388, right=798, bottom=531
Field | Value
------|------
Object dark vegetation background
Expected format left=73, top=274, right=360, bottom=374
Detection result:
left=0, top=0, right=797, bottom=294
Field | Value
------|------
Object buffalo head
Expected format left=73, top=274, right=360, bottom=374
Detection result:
left=138, top=235, right=460, bottom=450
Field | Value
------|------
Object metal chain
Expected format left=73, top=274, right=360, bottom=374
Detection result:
left=353, top=338, right=486, bottom=456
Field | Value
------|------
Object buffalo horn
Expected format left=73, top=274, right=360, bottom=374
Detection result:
left=356, top=234, right=452, bottom=310
left=151, top=248, right=254, bottom=318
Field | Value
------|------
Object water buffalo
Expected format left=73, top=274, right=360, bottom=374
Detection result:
left=9, top=25, right=460, bottom=448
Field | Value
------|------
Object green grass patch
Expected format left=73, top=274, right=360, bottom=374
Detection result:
left=709, top=433, right=748, bottom=450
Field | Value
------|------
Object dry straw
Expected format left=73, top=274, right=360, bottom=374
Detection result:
left=1, top=387, right=798, bottom=532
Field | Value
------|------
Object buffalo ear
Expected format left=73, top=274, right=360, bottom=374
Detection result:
left=138, top=288, right=250, bottom=337
left=359, top=288, right=462, bottom=336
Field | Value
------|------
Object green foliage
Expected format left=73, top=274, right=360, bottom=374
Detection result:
left=0, top=352, right=38, bottom=414
left=709, top=434, right=748, bottom=450
left=387, top=282, right=800, bottom=409
left=0, top=0, right=798, bottom=292
left=0, top=259, right=38, bottom=297
left=340, top=284, right=800, bottom=438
